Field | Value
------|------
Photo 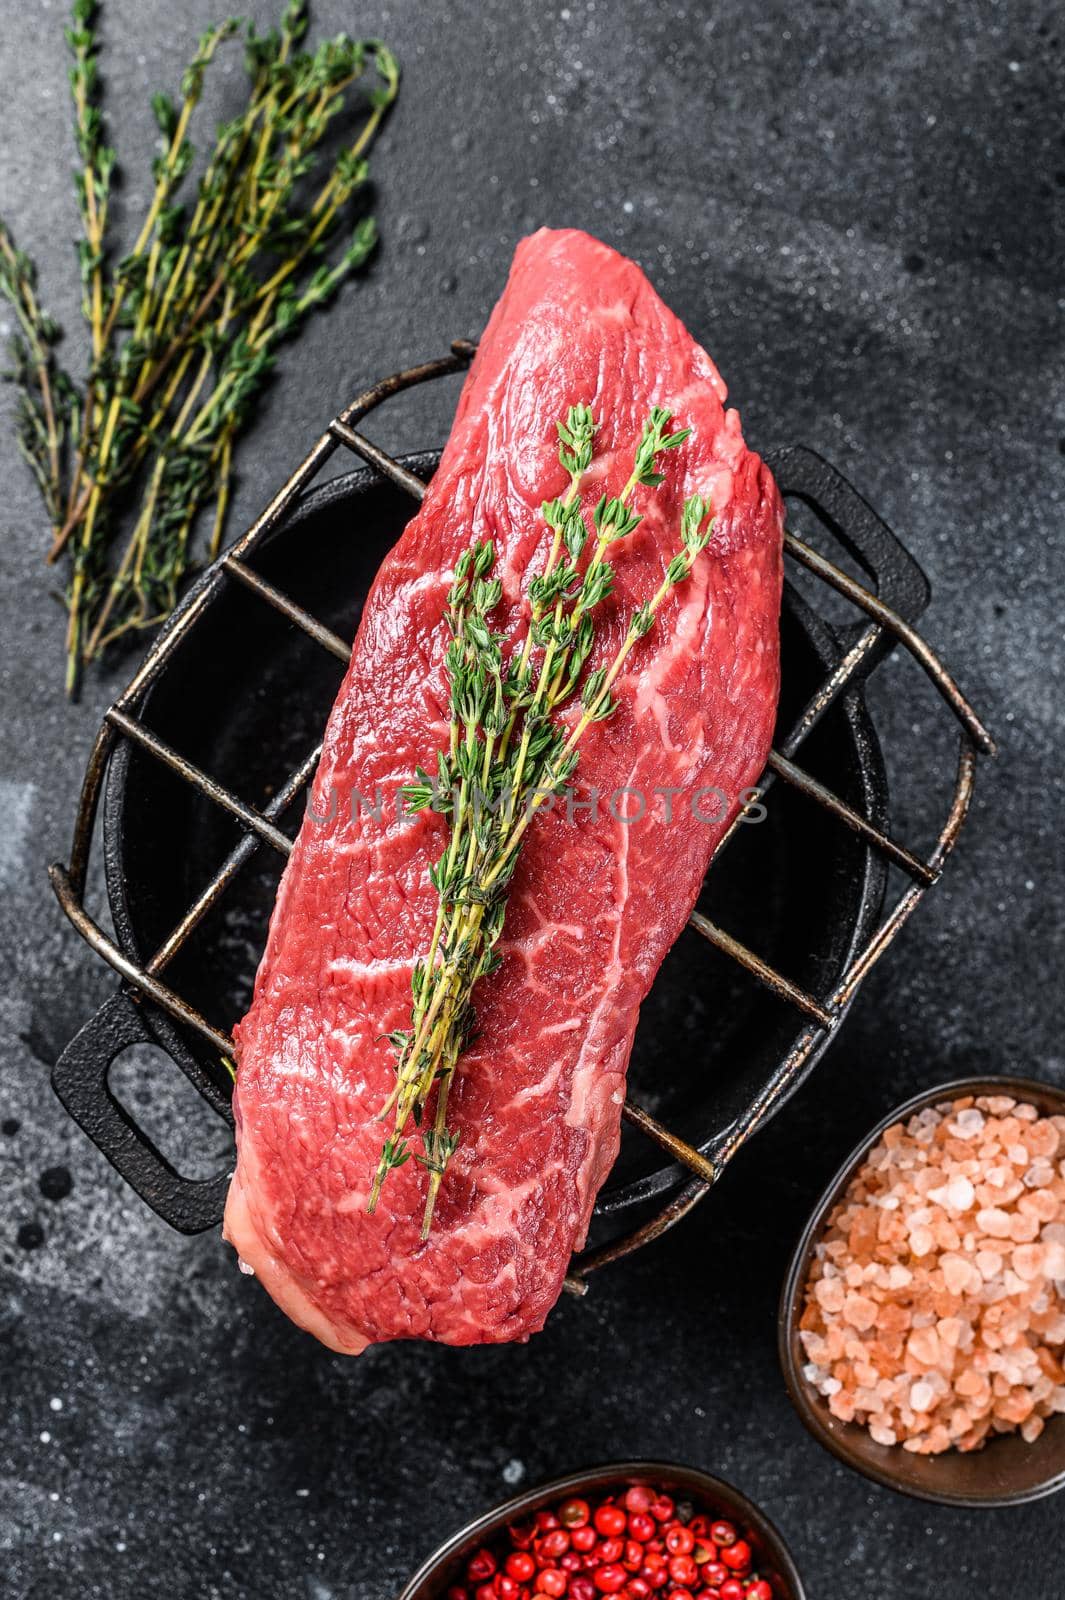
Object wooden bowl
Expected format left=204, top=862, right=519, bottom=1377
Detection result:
left=779, top=1074, right=1065, bottom=1506
left=398, top=1460, right=806, bottom=1599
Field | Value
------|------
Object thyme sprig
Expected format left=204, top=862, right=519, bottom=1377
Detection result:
left=369, top=404, right=717, bottom=1238
left=0, top=0, right=399, bottom=693
left=0, top=222, right=78, bottom=528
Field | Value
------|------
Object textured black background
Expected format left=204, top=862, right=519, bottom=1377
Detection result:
left=1, top=2, right=1063, bottom=1596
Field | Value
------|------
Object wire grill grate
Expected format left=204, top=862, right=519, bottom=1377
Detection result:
left=49, top=341, right=995, bottom=1292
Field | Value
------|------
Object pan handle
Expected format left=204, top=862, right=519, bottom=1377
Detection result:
left=767, top=443, right=932, bottom=629
left=52, top=989, right=228, bottom=1234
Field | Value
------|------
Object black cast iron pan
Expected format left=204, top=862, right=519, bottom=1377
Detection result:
left=53, top=446, right=930, bottom=1235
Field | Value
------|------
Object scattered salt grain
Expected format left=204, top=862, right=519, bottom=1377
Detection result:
left=799, top=1092, right=1065, bottom=1456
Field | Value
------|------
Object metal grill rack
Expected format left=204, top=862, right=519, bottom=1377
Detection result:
left=49, top=340, right=996, bottom=1294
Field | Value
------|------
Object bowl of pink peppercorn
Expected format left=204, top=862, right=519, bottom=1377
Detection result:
left=398, top=1462, right=806, bottom=1600
left=780, top=1075, right=1065, bottom=1506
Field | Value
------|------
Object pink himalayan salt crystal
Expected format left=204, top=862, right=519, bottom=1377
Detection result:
left=843, top=1293, right=879, bottom=1332
left=828, top=1390, right=856, bottom=1423
left=1013, top=1244, right=1046, bottom=1281
left=981, top=1096, right=1018, bottom=1116
left=909, top=1380, right=935, bottom=1412
left=814, top=1276, right=845, bottom=1313
left=994, top=1389, right=1035, bottom=1424
left=1023, top=1120, right=1060, bottom=1159
left=978, top=1181, right=1025, bottom=1210
left=879, top=1302, right=911, bottom=1335
left=799, top=1092, right=1065, bottom=1458
left=933, top=1217, right=961, bottom=1251
left=975, top=1249, right=1004, bottom=1280
left=907, top=1327, right=942, bottom=1367
left=949, top=1406, right=973, bottom=1437
left=1009, top=1211, right=1041, bottom=1243
left=941, top=1254, right=976, bottom=1294
left=951, top=1109, right=985, bottom=1138
left=1020, top=1189, right=1059, bottom=1222
left=976, top=1207, right=1013, bottom=1238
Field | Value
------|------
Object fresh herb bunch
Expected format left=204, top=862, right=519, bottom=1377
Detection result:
left=0, top=0, right=399, bottom=693
left=369, top=405, right=717, bottom=1238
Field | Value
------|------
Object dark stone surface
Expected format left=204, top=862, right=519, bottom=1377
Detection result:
left=1, top=1, right=1063, bottom=1595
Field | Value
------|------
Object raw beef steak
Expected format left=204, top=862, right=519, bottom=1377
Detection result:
left=224, top=228, right=784, bottom=1352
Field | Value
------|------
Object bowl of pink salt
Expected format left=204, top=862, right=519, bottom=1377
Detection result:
left=779, top=1076, right=1065, bottom=1505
